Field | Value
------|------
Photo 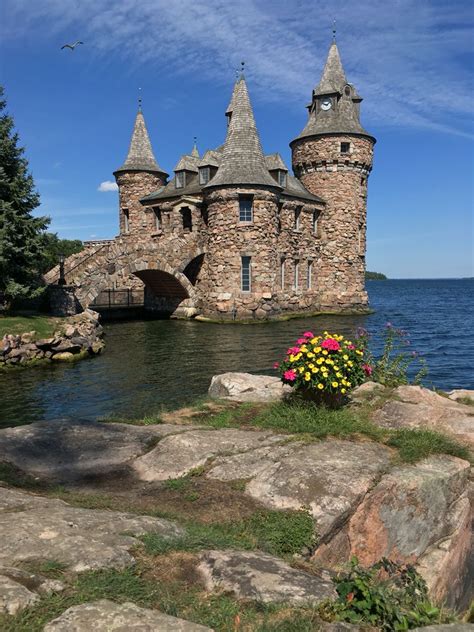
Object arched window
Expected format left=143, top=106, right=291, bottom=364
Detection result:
left=181, top=207, right=192, bottom=231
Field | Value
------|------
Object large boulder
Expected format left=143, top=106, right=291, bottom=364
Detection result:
left=0, top=566, right=64, bottom=615
left=0, top=487, right=183, bottom=572
left=44, top=599, right=212, bottom=631
left=208, top=372, right=291, bottom=402
left=373, top=385, right=474, bottom=448
left=133, top=428, right=286, bottom=482
left=198, top=550, right=335, bottom=604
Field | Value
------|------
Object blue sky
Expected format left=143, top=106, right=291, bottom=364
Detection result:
left=1, top=0, right=473, bottom=278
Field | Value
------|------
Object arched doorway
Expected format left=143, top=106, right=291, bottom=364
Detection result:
left=134, top=269, right=197, bottom=318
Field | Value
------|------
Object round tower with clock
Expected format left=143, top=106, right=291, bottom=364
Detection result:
left=291, top=38, right=376, bottom=311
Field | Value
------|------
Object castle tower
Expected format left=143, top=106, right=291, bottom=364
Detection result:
left=290, top=39, right=376, bottom=311
left=202, top=75, right=282, bottom=319
left=113, top=103, right=168, bottom=235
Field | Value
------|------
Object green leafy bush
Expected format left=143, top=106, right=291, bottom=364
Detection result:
left=331, top=557, right=452, bottom=630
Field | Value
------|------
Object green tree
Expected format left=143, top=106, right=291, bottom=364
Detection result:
left=0, top=85, right=50, bottom=304
left=40, top=233, right=83, bottom=273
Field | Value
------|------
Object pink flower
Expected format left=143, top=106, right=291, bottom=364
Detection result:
left=347, top=344, right=355, bottom=350
left=321, top=338, right=340, bottom=351
left=273, top=361, right=280, bottom=369
left=297, top=338, right=306, bottom=345
left=283, top=369, right=297, bottom=382
left=362, top=364, right=373, bottom=376
left=287, top=346, right=301, bottom=355
left=303, top=331, right=314, bottom=338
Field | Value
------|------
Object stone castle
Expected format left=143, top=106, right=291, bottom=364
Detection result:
left=47, top=40, right=375, bottom=321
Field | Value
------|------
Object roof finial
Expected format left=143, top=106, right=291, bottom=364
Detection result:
left=240, top=60, right=245, bottom=78
left=191, top=136, right=199, bottom=158
left=332, top=19, right=336, bottom=42
left=138, top=87, right=142, bottom=111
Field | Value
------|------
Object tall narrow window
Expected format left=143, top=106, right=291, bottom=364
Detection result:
left=153, top=207, right=162, bottom=231
left=307, top=260, right=313, bottom=289
left=312, top=211, right=318, bottom=234
left=294, top=207, right=301, bottom=230
left=277, top=203, right=283, bottom=234
left=280, top=258, right=285, bottom=289
left=294, top=259, right=299, bottom=289
left=199, top=167, right=210, bottom=185
left=239, top=195, right=253, bottom=222
left=123, top=208, right=129, bottom=233
left=241, top=256, right=251, bottom=292
left=176, top=171, right=185, bottom=188
left=278, top=170, right=287, bottom=187
left=181, top=207, right=192, bottom=231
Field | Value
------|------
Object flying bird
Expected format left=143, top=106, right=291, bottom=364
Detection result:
left=61, top=41, right=84, bottom=51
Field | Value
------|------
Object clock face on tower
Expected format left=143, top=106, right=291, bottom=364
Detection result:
left=321, top=99, right=332, bottom=111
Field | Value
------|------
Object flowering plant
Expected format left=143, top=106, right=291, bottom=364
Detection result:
left=275, top=330, right=371, bottom=402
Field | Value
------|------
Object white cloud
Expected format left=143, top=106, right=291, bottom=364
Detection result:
left=98, top=180, right=119, bottom=192
left=3, top=0, right=474, bottom=136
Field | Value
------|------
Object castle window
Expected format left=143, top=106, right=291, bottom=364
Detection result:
left=344, top=85, right=351, bottom=96
left=153, top=207, right=162, bottom=231
left=199, top=167, right=210, bottom=185
left=176, top=171, right=185, bottom=188
left=280, top=258, right=285, bottom=289
left=181, top=207, right=192, bottom=231
left=294, top=207, right=301, bottom=231
left=294, top=259, right=300, bottom=290
left=241, top=256, right=251, bottom=292
left=307, top=260, right=313, bottom=289
left=312, top=211, right=319, bottom=234
left=277, top=203, right=283, bottom=234
left=239, top=195, right=253, bottom=222
left=123, top=208, right=129, bottom=233
left=278, top=170, right=287, bottom=187
left=340, top=142, right=351, bottom=154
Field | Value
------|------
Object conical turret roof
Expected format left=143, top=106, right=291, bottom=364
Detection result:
left=313, top=41, right=347, bottom=95
left=205, top=76, right=279, bottom=189
left=114, top=108, right=167, bottom=175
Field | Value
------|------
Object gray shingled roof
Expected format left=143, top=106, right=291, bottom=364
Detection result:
left=174, top=153, right=200, bottom=172
left=205, top=77, right=280, bottom=189
left=114, top=109, right=168, bottom=175
left=198, top=149, right=222, bottom=168
left=265, top=153, right=288, bottom=171
left=292, top=42, right=374, bottom=143
left=282, top=175, right=325, bottom=203
left=141, top=172, right=203, bottom=202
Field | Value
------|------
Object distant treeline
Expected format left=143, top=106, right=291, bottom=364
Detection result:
left=365, top=271, right=387, bottom=280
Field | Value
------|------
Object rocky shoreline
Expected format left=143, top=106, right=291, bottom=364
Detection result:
left=0, top=374, right=472, bottom=630
left=0, top=309, right=104, bottom=368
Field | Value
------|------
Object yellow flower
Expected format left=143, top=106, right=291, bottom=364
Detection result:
left=334, top=365, right=339, bottom=370
left=322, top=350, right=328, bottom=356
left=300, top=345, right=308, bottom=353
left=310, top=337, right=319, bottom=344
left=332, top=381, right=339, bottom=388
left=304, top=372, right=311, bottom=381
left=341, top=388, right=346, bottom=394
left=307, top=352, right=314, bottom=359
left=347, top=382, right=351, bottom=387
left=298, top=366, right=305, bottom=373
left=312, top=367, right=319, bottom=373
left=348, top=361, right=353, bottom=367
left=356, top=350, right=363, bottom=356
left=317, top=358, right=324, bottom=365
left=317, top=383, right=324, bottom=390
left=314, top=346, right=321, bottom=353
left=343, top=355, right=349, bottom=360
left=308, top=363, right=314, bottom=369
left=336, top=372, right=342, bottom=378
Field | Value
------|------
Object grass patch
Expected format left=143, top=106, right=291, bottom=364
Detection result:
left=387, top=429, right=472, bottom=464
left=142, top=508, right=315, bottom=558
left=0, top=315, right=59, bottom=339
left=18, top=559, right=67, bottom=580
left=0, top=462, right=43, bottom=489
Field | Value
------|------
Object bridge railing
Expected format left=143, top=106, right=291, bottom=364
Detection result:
left=90, top=288, right=144, bottom=309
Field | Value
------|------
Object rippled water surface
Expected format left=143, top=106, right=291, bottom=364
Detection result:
left=1, top=279, right=472, bottom=427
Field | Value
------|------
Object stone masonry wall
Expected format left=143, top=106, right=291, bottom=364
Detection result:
left=292, top=135, right=374, bottom=311
left=115, top=171, right=167, bottom=235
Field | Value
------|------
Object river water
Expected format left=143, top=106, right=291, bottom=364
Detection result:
left=1, top=279, right=472, bottom=428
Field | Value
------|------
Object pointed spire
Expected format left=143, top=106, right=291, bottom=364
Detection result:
left=114, top=106, right=167, bottom=175
left=191, top=136, right=199, bottom=158
left=205, top=76, right=278, bottom=189
left=314, top=41, right=347, bottom=96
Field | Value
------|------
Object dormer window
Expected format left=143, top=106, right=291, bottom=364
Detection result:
left=344, top=85, right=352, bottom=96
left=176, top=171, right=185, bottom=188
left=278, top=170, right=287, bottom=187
left=199, top=166, right=210, bottom=185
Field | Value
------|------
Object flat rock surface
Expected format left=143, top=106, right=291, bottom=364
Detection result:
left=208, top=372, right=291, bottom=402
left=0, top=419, right=191, bottom=483
left=0, top=566, right=64, bottom=615
left=208, top=439, right=391, bottom=538
left=133, top=428, right=286, bottom=482
left=0, top=487, right=183, bottom=572
left=44, top=599, right=212, bottom=631
left=198, top=550, right=336, bottom=604
left=447, top=389, right=474, bottom=404
left=372, top=386, right=474, bottom=447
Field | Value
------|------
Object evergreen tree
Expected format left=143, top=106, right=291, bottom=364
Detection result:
left=0, top=85, right=50, bottom=303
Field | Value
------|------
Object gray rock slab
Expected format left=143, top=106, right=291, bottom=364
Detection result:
left=373, top=385, right=474, bottom=447
left=0, top=418, right=194, bottom=483
left=198, top=549, right=336, bottom=604
left=44, top=599, right=213, bottom=631
left=209, top=439, right=391, bottom=538
left=447, top=389, right=474, bottom=404
left=133, top=428, right=286, bottom=482
left=0, top=487, right=183, bottom=572
left=208, top=372, right=291, bottom=402
left=0, top=566, right=64, bottom=615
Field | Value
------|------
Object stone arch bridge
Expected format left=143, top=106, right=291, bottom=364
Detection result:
left=44, top=236, right=206, bottom=318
